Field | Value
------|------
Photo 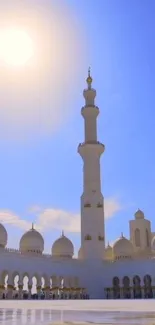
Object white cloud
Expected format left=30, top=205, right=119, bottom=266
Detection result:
left=104, top=197, right=122, bottom=220
left=28, top=205, right=43, bottom=214
left=0, top=197, right=122, bottom=233
left=0, top=210, right=31, bottom=230
left=38, top=208, right=80, bottom=233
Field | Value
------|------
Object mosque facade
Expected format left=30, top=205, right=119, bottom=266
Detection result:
left=0, top=71, right=155, bottom=300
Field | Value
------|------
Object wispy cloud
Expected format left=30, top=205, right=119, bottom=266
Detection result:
left=104, top=197, right=122, bottom=219
left=0, top=210, right=31, bottom=230
left=28, top=205, right=43, bottom=214
left=0, top=197, right=123, bottom=233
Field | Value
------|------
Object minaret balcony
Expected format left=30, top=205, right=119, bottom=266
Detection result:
left=81, top=105, right=99, bottom=118
left=78, top=141, right=105, bottom=157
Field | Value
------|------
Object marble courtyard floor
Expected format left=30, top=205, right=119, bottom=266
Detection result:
left=0, top=301, right=155, bottom=324
left=0, top=299, right=155, bottom=311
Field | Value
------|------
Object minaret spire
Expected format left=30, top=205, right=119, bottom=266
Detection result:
left=86, top=67, right=92, bottom=89
left=78, top=70, right=105, bottom=259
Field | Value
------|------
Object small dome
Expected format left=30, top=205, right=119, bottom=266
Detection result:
left=134, top=209, right=144, bottom=220
left=0, top=223, right=7, bottom=248
left=105, top=243, right=112, bottom=260
left=52, top=231, right=74, bottom=258
left=113, top=234, right=133, bottom=260
left=151, top=236, right=155, bottom=251
left=20, top=225, right=44, bottom=254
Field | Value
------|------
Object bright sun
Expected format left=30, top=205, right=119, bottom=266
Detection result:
left=0, top=28, right=34, bottom=66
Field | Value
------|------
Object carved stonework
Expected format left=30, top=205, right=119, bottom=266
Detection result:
left=84, top=203, right=91, bottom=207
left=85, top=234, right=92, bottom=240
left=97, top=203, right=103, bottom=208
left=98, top=235, right=104, bottom=241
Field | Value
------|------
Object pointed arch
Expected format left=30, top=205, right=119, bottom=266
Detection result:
left=135, top=228, right=140, bottom=247
left=122, top=276, right=131, bottom=299
left=143, top=274, right=153, bottom=298
left=133, top=275, right=141, bottom=299
left=112, top=277, right=120, bottom=299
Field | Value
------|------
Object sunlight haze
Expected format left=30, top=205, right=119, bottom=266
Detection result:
left=0, top=29, right=34, bottom=66
left=0, top=0, right=86, bottom=141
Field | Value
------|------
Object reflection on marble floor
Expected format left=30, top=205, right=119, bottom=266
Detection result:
left=0, top=308, right=155, bottom=325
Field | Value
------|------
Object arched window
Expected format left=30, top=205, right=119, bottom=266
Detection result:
left=85, top=234, right=92, bottom=240
left=133, top=275, right=141, bottom=285
left=143, top=274, right=153, bottom=298
left=146, top=229, right=150, bottom=247
left=113, top=276, right=120, bottom=287
left=112, top=277, right=120, bottom=299
left=144, top=274, right=152, bottom=285
left=122, top=276, right=130, bottom=299
left=135, top=228, right=140, bottom=247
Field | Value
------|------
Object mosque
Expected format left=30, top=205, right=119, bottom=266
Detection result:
left=0, top=70, right=155, bottom=300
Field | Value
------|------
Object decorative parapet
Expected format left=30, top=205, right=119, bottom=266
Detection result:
left=79, top=141, right=104, bottom=147
left=1, top=247, right=79, bottom=260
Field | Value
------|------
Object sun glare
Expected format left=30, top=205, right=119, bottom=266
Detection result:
left=0, top=29, right=34, bottom=66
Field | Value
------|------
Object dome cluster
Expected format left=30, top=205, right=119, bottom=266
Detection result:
left=52, top=231, right=74, bottom=258
left=105, top=234, right=134, bottom=261
left=19, top=226, right=44, bottom=254
left=0, top=223, right=74, bottom=258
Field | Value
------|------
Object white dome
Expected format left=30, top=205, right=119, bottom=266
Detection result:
left=52, top=232, right=74, bottom=258
left=20, top=225, right=44, bottom=254
left=113, top=234, right=133, bottom=260
left=105, top=243, right=112, bottom=260
left=0, top=223, right=7, bottom=248
left=134, top=209, right=144, bottom=219
left=151, top=236, right=155, bottom=251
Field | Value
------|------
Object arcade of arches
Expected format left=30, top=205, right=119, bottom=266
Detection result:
left=105, top=275, right=155, bottom=299
left=0, top=272, right=88, bottom=300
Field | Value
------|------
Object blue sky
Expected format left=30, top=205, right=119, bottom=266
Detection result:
left=0, top=0, right=155, bottom=255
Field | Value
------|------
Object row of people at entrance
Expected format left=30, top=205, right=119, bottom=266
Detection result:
left=1, top=291, right=90, bottom=300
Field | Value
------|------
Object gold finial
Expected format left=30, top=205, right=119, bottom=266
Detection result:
left=86, top=67, right=92, bottom=89
left=88, top=67, right=91, bottom=77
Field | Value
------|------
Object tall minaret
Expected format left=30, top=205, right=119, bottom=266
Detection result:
left=78, top=69, right=105, bottom=259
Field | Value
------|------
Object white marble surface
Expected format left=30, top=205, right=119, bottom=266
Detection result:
left=0, top=303, right=155, bottom=325
left=0, top=300, right=155, bottom=311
